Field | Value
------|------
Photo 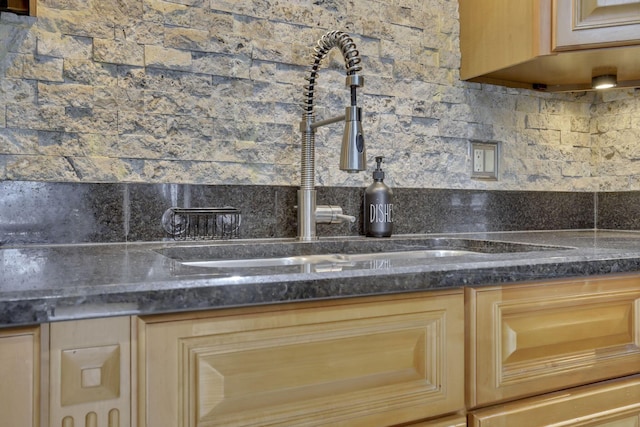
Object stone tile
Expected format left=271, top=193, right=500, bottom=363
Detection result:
left=0, top=181, right=124, bottom=244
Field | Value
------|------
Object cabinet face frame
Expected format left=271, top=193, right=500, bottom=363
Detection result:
left=49, top=317, right=132, bottom=427
left=138, top=291, right=465, bottom=427
left=466, top=274, right=640, bottom=408
left=0, top=326, right=40, bottom=427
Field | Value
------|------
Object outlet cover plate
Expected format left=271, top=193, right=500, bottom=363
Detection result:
left=470, top=141, right=499, bottom=180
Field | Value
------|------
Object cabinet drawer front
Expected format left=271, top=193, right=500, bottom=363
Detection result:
left=140, top=291, right=464, bottom=427
left=467, top=275, right=640, bottom=407
left=469, top=374, right=640, bottom=427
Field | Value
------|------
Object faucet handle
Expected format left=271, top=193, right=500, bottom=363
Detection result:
left=316, top=205, right=356, bottom=224
left=334, top=213, right=356, bottom=223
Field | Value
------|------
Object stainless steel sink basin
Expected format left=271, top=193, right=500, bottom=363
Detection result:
left=156, top=237, right=571, bottom=274
left=338, top=249, right=479, bottom=262
left=179, top=249, right=482, bottom=269
left=182, top=254, right=344, bottom=268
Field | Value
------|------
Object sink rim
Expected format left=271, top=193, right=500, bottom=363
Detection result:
left=181, top=254, right=343, bottom=268
left=177, top=249, right=492, bottom=269
left=156, top=237, right=573, bottom=265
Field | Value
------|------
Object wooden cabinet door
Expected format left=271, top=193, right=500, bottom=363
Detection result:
left=2, top=0, right=34, bottom=15
left=138, top=291, right=465, bottom=427
left=460, top=0, right=640, bottom=89
left=0, top=326, right=40, bottom=427
left=49, top=317, right=132, bottom=427
left=459, top=0, right=551, bottom=80
left=469, top=374, right=640, bottom=426
left=554, top=0, right=640, bottom=50
left=466, top=274, right=640, bottom=408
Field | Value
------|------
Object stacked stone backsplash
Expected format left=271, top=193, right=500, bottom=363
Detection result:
left=2, top=1, right=639, bottom=192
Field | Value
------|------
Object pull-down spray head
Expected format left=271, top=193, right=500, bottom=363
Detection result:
left=341, top=106, right=365, bottom=172
left=341, top=74, right=365, bottom=172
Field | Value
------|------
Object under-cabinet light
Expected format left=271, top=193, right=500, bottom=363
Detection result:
left=592, top=74, right=617, bottom=90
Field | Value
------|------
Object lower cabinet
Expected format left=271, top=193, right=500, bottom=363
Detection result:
left=466, top=274, right=640, bottom=408
left=0, top=318, right=132, bottom=427
left=137, top=290, right=465, bottom=427
left=3, top=273, right=640, bottom=426
left=466, top=273, right=640, bottom=427
left=469, top=374, right=640, bottom=427
left=0, top=326, right=40, bottom=427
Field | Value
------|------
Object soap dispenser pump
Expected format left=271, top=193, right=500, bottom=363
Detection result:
left=364, top=156, right=393, bottom=237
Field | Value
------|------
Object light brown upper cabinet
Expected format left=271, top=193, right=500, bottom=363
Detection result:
left=555, top=0, right=640, bottom=50
left=1, top=0, right=36, bottom=15
left=459, top=0, right=640, bottom=90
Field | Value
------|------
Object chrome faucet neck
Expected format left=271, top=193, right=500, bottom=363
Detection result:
left=297, top=31, right=365, bottom=241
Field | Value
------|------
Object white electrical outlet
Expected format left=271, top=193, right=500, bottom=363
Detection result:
left=470, top=141, right=499, bottom=180
left=473, top=149, right=484, bottom=172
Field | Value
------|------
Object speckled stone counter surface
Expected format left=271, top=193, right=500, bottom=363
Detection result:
left=3, top=229, right=640, bottom=328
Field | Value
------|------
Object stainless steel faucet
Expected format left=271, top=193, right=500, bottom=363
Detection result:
left=297, top=31, right=366, bottom=241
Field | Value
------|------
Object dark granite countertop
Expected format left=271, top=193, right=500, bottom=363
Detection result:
left=3, top=229, right=640, bottom=328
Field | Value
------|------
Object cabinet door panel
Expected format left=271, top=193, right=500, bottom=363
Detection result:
left=469, top=374, right=640, bottom=427
left=467, top=274, right=640, bottom=407
left=139, top=291, right=464, bottom=427
left=0, top=327, right=40, bottom=427
left=2, top=0, right=35, bottom=15
left=459, top=0, right=551, bottom=79
left=554, top=0, right=640, bottom=50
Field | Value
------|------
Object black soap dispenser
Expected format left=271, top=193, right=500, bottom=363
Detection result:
left=364, top=156, right=393, bottom=237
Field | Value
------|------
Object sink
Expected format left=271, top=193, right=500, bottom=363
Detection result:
left=157, top=237, right=571, bottom=273
left=337, top=249, right=480, bottom=262
left=182, top=254, right=344, bottom=269
left=180, top=249, right=482, bottom=269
